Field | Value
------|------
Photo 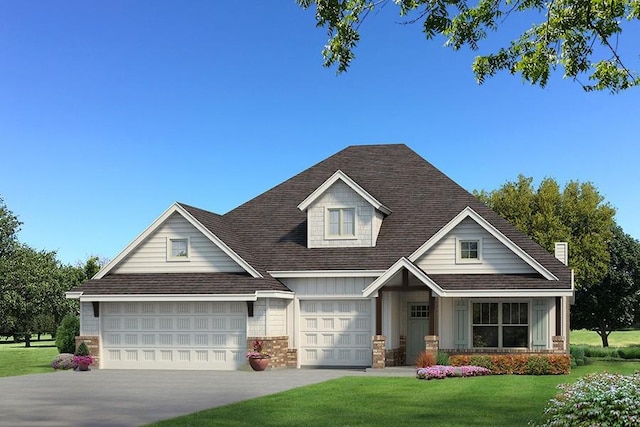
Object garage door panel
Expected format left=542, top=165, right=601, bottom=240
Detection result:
left=102, top=302, right=246, bottom=370
left=300, top=300, right=372, bottom=367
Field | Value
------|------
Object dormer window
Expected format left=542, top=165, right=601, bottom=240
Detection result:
left=457, top=238, right=482, bottom=263
left=327, top=208, right=356, bottom=238
left=167, top=237, right=190, bottom=261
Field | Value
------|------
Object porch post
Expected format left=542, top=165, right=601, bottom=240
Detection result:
left=372, top=335, right=386, bottom=369
left=425, top=335, right=439, bottom=355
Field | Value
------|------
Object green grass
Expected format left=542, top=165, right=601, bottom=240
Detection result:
left=571, top=329, right=640, bottom=347
left=0, top=335, right=58, bottom=377
left=149, top=361, right=640, bottom=427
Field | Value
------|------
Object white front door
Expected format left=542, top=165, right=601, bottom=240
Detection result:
left=299, top=300, right=372, bottom=367
left=101, top=301, right=246, bottom=370
left=406, top=302, right=429, bottom=365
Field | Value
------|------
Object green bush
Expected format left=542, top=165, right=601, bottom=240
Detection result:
left=538, top=373, right=640, bottom=426
left=449, top=354, right=571, bottom=375
left=583, top=346, right=620, bottom=358
left=570, top=345, right=587, bottom=366
left=55, top=315, right=79, bottom=354
left=436, top=351, right=450, bottom=366
left=75, top=341, right=90, bottom=356
left=619, top=346, right=640, bottom=359
left=468, top=355, right=492, bottom=369
left=527, top=356, right=551, bottom=375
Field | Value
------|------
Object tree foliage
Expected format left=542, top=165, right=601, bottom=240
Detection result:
left=297, top=0, right=640, bottom=92
left=572, top=225, right=640, bottom=346
left=475, top=175, right=616, bottom=288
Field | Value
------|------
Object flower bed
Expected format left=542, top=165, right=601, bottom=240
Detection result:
left=449, top=354, right=570, bottom=375
left=416, top=365, right=491, bottom=380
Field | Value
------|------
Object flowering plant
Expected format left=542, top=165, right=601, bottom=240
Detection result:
left=416, top=365, right=491, bottom=380
left=52, top=353, right=75, bottom=370
left=246, top=339, right=270, bottom=359
left=73, top=355, right=94, bottom=366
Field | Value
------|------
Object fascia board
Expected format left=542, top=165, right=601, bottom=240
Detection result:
left=297, top=170, right=392, bottom=215
left=268, top=270, right=386, bottom=278
left=65, top=291, right=83, bottom=299
left=409, top=206, right=558, bottom=281
left=362, top=258, right=445, bottom=298
left=78, top=294, right=259, bottom=302
left=254, top=291, right=296, bottom=299
left=441, top=289, right=574, bottom=298
left=176, top=204, right=262, bottom=278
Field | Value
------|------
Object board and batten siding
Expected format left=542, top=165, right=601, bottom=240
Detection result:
left=80, top=301, right=99, bottom=335
left=306, top=181, right=382, bottom=248
left=247, top=299, right=289, bottom=337
left=113, top=212, right=245, bottom=274
left=415, top=217, right=537, bottom=274
left=282, top=276, right=374, bottom=297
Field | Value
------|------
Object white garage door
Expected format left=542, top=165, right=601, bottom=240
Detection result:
left=101, top=301, right=246, bottom=370
left=299, top=300, right=372, bottom=367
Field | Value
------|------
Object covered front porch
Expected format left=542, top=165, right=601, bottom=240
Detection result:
left=363, top=258, right=572, bottom=368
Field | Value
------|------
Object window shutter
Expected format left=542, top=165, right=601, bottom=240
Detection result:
left=454, top=299, right=468, bottom=349
left=532, top=299, right=548, bottom=348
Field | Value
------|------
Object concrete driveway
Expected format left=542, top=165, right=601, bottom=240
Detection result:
left=0, top=367, right=414, bottom=426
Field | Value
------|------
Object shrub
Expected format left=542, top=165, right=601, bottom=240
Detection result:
left=75, top=341, right=90, bottom=356
left=51, top=353, right=75, bottom=370
left=570, top=345, right=586, bottom=366
left=436, top=350, right=450, bottom=366
left=583, top=346, right=620, bottom=358
left=55, top=315, right=79, bottom=354
left=619, top=346, right=640, bottom=359
left=415, top=351, right=437, bottom=367
left=538, top=373, right=640, bottom=426
left=449, top=354, right=570, bottom=375
left=416, top=365, right=491, bottom=380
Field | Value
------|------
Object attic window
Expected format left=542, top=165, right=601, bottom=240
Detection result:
left=167, top=237, right=190, bottom=261
left=327, top=208, right=356, bottom=238
left=457, top=238, right=482, bottom=263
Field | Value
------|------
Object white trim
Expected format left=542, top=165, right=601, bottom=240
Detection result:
left=73, top=290, right=294, bottom=302
left=409, top=206, right=558, bottom=281
left=268, top=270, right=386, bottom=278
left=166, top=236, right=190, bottom=262
left=456, top=237, right=483, bottom=264
left=443, top=289, right=574, bottom=297
left=296, top=295, right=372, bottom=300
left=297, top=170, right=392, bottom=215
left=94, top=203, right=262, bottom=279
left=362, top=257, right=446, bottom=298
left=65, top=291, right=83, bottom=300
left=254, top=291, right=295, bottom=300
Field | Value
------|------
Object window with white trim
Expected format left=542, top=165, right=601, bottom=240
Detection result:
left=472, top=302, right=528, bottom=348
left=327, top=208, right=356, bottom=238
left=167, top=237, right=190, bottom=261
left=457, top=238, right=482, bottom=263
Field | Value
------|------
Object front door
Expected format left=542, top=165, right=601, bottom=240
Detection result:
left=406, top=303, right=429, bottom=365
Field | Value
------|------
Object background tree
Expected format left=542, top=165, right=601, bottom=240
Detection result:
left=297, top=0, right=640, bottom=92
left=0, top=197, right=21, bottom=258
left=475, top=175, right=616, bottom=288
left=572, top=225, right=640, bottom=346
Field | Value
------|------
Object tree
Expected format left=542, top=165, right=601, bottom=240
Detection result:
left=475, top=175, right=616, bottom=288
left=0, top=197, right=21, bottom=258
left=296, top=0, right=640, bottom=93
left=572, top=225, right=640, bottom=346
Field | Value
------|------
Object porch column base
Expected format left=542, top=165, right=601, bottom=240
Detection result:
left=425, top=335, right=439, bottom=355
left=552, top=336, right=566, bottom=354
left=372, top=335, right=386, bottom=369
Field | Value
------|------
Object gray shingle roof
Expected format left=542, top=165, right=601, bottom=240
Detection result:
left=73, top=144, right=572, bottom=295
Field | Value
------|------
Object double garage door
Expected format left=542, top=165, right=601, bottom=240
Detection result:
left=299, top=300, right=373, bottom=367
left=101, top=301, right=246, bottom=370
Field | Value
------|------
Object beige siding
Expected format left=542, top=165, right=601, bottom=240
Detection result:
left=416, top=218, right=537, bottom=274
left=113, top=213, right=245, bottom=274
left=267, top=299, right=287, bottom=335
left=80, top=302, right=99, bottom=335
left=248, top=300, right=267, bottom=337
left=282, top=276, right=374, bottom=297
left=307, top=181, right=384, bottom=248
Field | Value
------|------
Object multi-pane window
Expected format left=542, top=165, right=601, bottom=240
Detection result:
left=460, top=240, right=479, bottom=259
left=410, top=304, right=429, bottom=319
left=472, top=302, right=528, bottom=348
left=170, top=238, right=189, bottom=258
left=328, top=208, right=355, bottom=237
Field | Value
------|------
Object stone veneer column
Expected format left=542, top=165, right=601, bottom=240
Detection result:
left=247, top=336, right=291, bottom=368
left=75, top=336, right=100, bottom=368
left=425, top=335, right=439, bottom=355
left=372, top=335, right=386, bottom=369
left=552, top=336, right=565, bottom=353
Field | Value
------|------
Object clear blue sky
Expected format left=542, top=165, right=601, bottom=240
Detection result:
left=1, top=1, right=638, bottom=265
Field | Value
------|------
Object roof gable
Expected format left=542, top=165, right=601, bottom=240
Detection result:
left=409, top=206, right=558, bottom=280
left=95, top=203, right=262, bottom=279
left=297, top=169, right=392, bottom=215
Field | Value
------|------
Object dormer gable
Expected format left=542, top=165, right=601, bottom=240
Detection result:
left=297, top=170, right=391, bottom=248
left=94, top=203, right=261, bottom=279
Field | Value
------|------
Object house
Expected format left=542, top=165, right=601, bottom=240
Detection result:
left=67, top=144, right=574, bottom=370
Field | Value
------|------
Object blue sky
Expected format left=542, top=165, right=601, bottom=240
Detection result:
left=1, top=1, right=638, bottom=265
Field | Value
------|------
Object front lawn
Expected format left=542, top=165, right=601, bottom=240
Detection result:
left=149, top=361, right=640, bottom=427
left=0, top=335, right=58, bottom=377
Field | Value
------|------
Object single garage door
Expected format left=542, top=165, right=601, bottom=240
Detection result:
left=299, top=299, right=372, bottom=367
left=101, top=301, right=246, bottom=370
